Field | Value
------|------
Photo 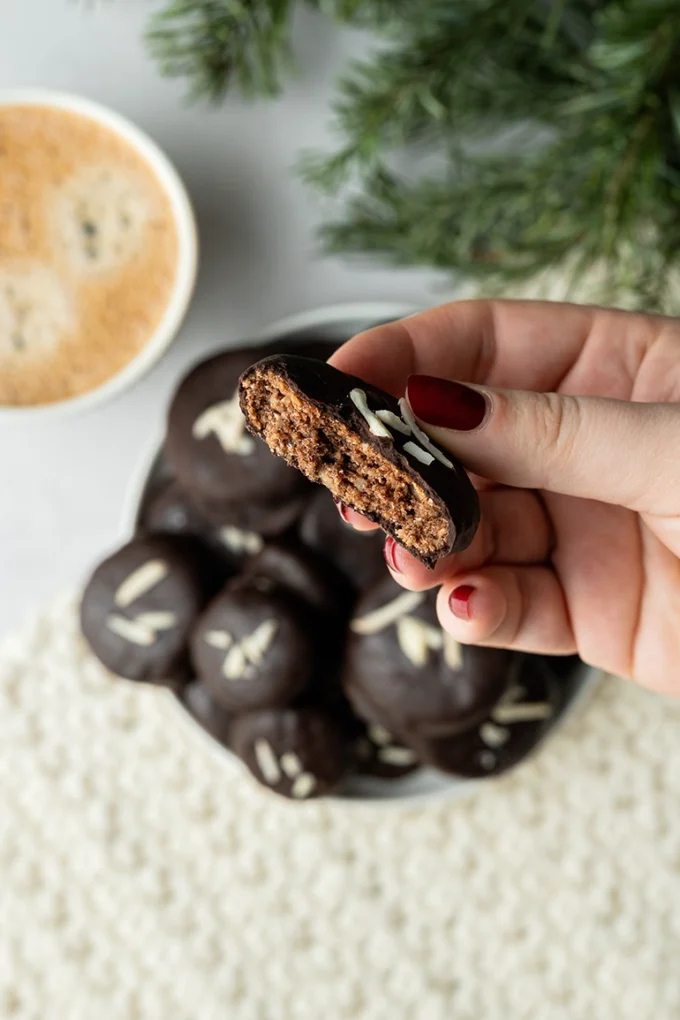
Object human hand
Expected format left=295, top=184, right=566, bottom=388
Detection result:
left=330, top=300, right=680, bottom=695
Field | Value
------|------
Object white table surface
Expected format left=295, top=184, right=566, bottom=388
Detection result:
left=0, top=2, right=450, bottom=637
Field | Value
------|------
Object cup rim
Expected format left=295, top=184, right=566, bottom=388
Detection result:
left=0, top=89, right=198, bottom=420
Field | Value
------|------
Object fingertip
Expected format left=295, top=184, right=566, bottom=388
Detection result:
left=383, top=537, right=453, bottom=591
left=436, top=575, right=507, bottom=643
left=335, top=502, right=379, bottom=532
left=328, top=319, right=416, bottom=396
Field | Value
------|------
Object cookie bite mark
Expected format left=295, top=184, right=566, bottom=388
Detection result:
left=239, top=355, right=480, bottom=568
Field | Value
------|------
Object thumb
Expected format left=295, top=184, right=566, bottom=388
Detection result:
left=406, top=374, right=680, bottom=513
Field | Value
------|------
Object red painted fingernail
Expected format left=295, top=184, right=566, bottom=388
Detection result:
left=383, top=536, right=402, bottom=574
left=407, top=375, right=488, bottom=431
left=335, top=501, right=351, bottom=523
left=449, top=585, right=475, bottom=621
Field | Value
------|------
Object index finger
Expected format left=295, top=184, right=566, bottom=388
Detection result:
left=329, top=298, right=601, bottom=396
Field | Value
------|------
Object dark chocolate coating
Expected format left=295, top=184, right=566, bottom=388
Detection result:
left=141, top=477, right=308, bottom=567
left=242, top=539, right=352, bottom=621
left=352, top=721, right=421, bottom=779
left=166, top=349, right=309, bottom=509
left=141, top=479, right=213, bottom=539
left=344, top=576, right=513, bottom=740
left=413, top=654, right=560, bottom=778
left=230, top=707, right=349, bottom=799
left=80, top=535, right=217, bottom=686
left=181, top=682, right=232, bottom=748
left=191, top=580, right=313, bottom=714
left=191, top=488, right=311, bottom=534
left=298, top=489, right=387, bottom=592
left=239, top=354, right=480, bottom=566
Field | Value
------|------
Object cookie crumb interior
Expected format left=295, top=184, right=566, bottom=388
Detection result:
left=241, top=369, right=452, bottom=562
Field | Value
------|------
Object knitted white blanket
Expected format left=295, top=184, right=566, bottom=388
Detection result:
left=1, top=594, right=679, bottom=1020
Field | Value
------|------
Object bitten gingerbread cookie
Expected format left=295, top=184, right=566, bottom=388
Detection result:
left=239, top=354, right=480, bottom=566
left=165, top=349, right=309, bottom=522
left=191, top=580, right=313, bottom=714
left=413, top=655, right=560, bottom=778
left=299, top=489, right=387, bottom=592
left=344, top=576, right=512, bottom=740
left=230, top=708, right=349, bottom=799
left=80, top=535, right=218, bottom=685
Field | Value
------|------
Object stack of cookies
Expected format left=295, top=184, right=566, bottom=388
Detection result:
left=81, top=343, right=575, bottom=800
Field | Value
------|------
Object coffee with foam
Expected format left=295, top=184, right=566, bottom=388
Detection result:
left=0, top=104, right=180, bottom=406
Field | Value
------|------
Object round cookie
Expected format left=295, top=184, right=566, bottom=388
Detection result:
left=344, top=575, right=513, bottom=740
left=141, top=478, right=215, bottom=541
left=81, top=535, right=218, bottom=685
left=191, top=580, right=313, bottom=714
left=200, top=489, right=311, bottom=536
left=181, top=682, right=232, bottom=749
left=413, top=654, right=560, bottom=778
left=165, top=348, right=309, bottom=511
left=298, top=488, right=387, bottom=592
left=353, top=721, right=421, bottom=779
left=242, top=539, right=352, bottom=621
left=141, top=477, right=276, bottom=568
left=230, top=707, right=349, bottom=799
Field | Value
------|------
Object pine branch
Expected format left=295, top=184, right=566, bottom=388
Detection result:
left=145, top=0, right=298, bottom=100
left=140, top=0, right=680, bottom=310
left=305, top=0, right=680, bottom=310
left=300, top=0, right=605, bottom=191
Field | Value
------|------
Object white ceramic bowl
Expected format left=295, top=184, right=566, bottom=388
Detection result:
left=0, top=90, right=198, bottom=419
left=123, top=302, right=600, bottom=804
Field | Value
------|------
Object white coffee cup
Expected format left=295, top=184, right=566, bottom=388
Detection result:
left=0, top=90, right=198, bottom=420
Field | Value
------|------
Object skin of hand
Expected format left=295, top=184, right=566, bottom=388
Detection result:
left=329, top=300, right=680, bottom=696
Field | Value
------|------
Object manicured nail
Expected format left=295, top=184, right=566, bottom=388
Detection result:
left=449, top=585, right=475, bottom=621
left=383, top=536, right=402, bottom=574
left=407, top=375, right=488, bottom=431
left=335, top=501, right=351, bottom=523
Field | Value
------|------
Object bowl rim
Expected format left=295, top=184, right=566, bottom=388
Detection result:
left=122, top=300, right=602, bottom=805
left=0, top=88, right=198, bottom=420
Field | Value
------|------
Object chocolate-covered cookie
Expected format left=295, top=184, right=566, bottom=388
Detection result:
left=413, top=655, right=560, bottom=778
left=141, top=477, right=298, bottom=567
left=230, top=707, right=349, bottom=799
left=239, top=354, right=480, bottom=567
left=299, top=489, right=387, bottom=592
left=191, top=580, right=313, bottom=714
left=344, top=576, right=512, bottom=740
left=181, top=681, right=232, bottom=748
left=353, top=721, right=421, bottom=779
left=81, top=535, right=218, bottom=685
left=141, top=479, right=213, bottom=539
left=240, top=540, right=358, bottom=718
left=202, top=490, right=311, bottom=535
left=242, top=539, right=352, bottom=620
left=165, top=349, right=309, bottom=514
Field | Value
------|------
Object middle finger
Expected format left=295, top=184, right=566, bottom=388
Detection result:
left=384, top=488, right=554, bottom=590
